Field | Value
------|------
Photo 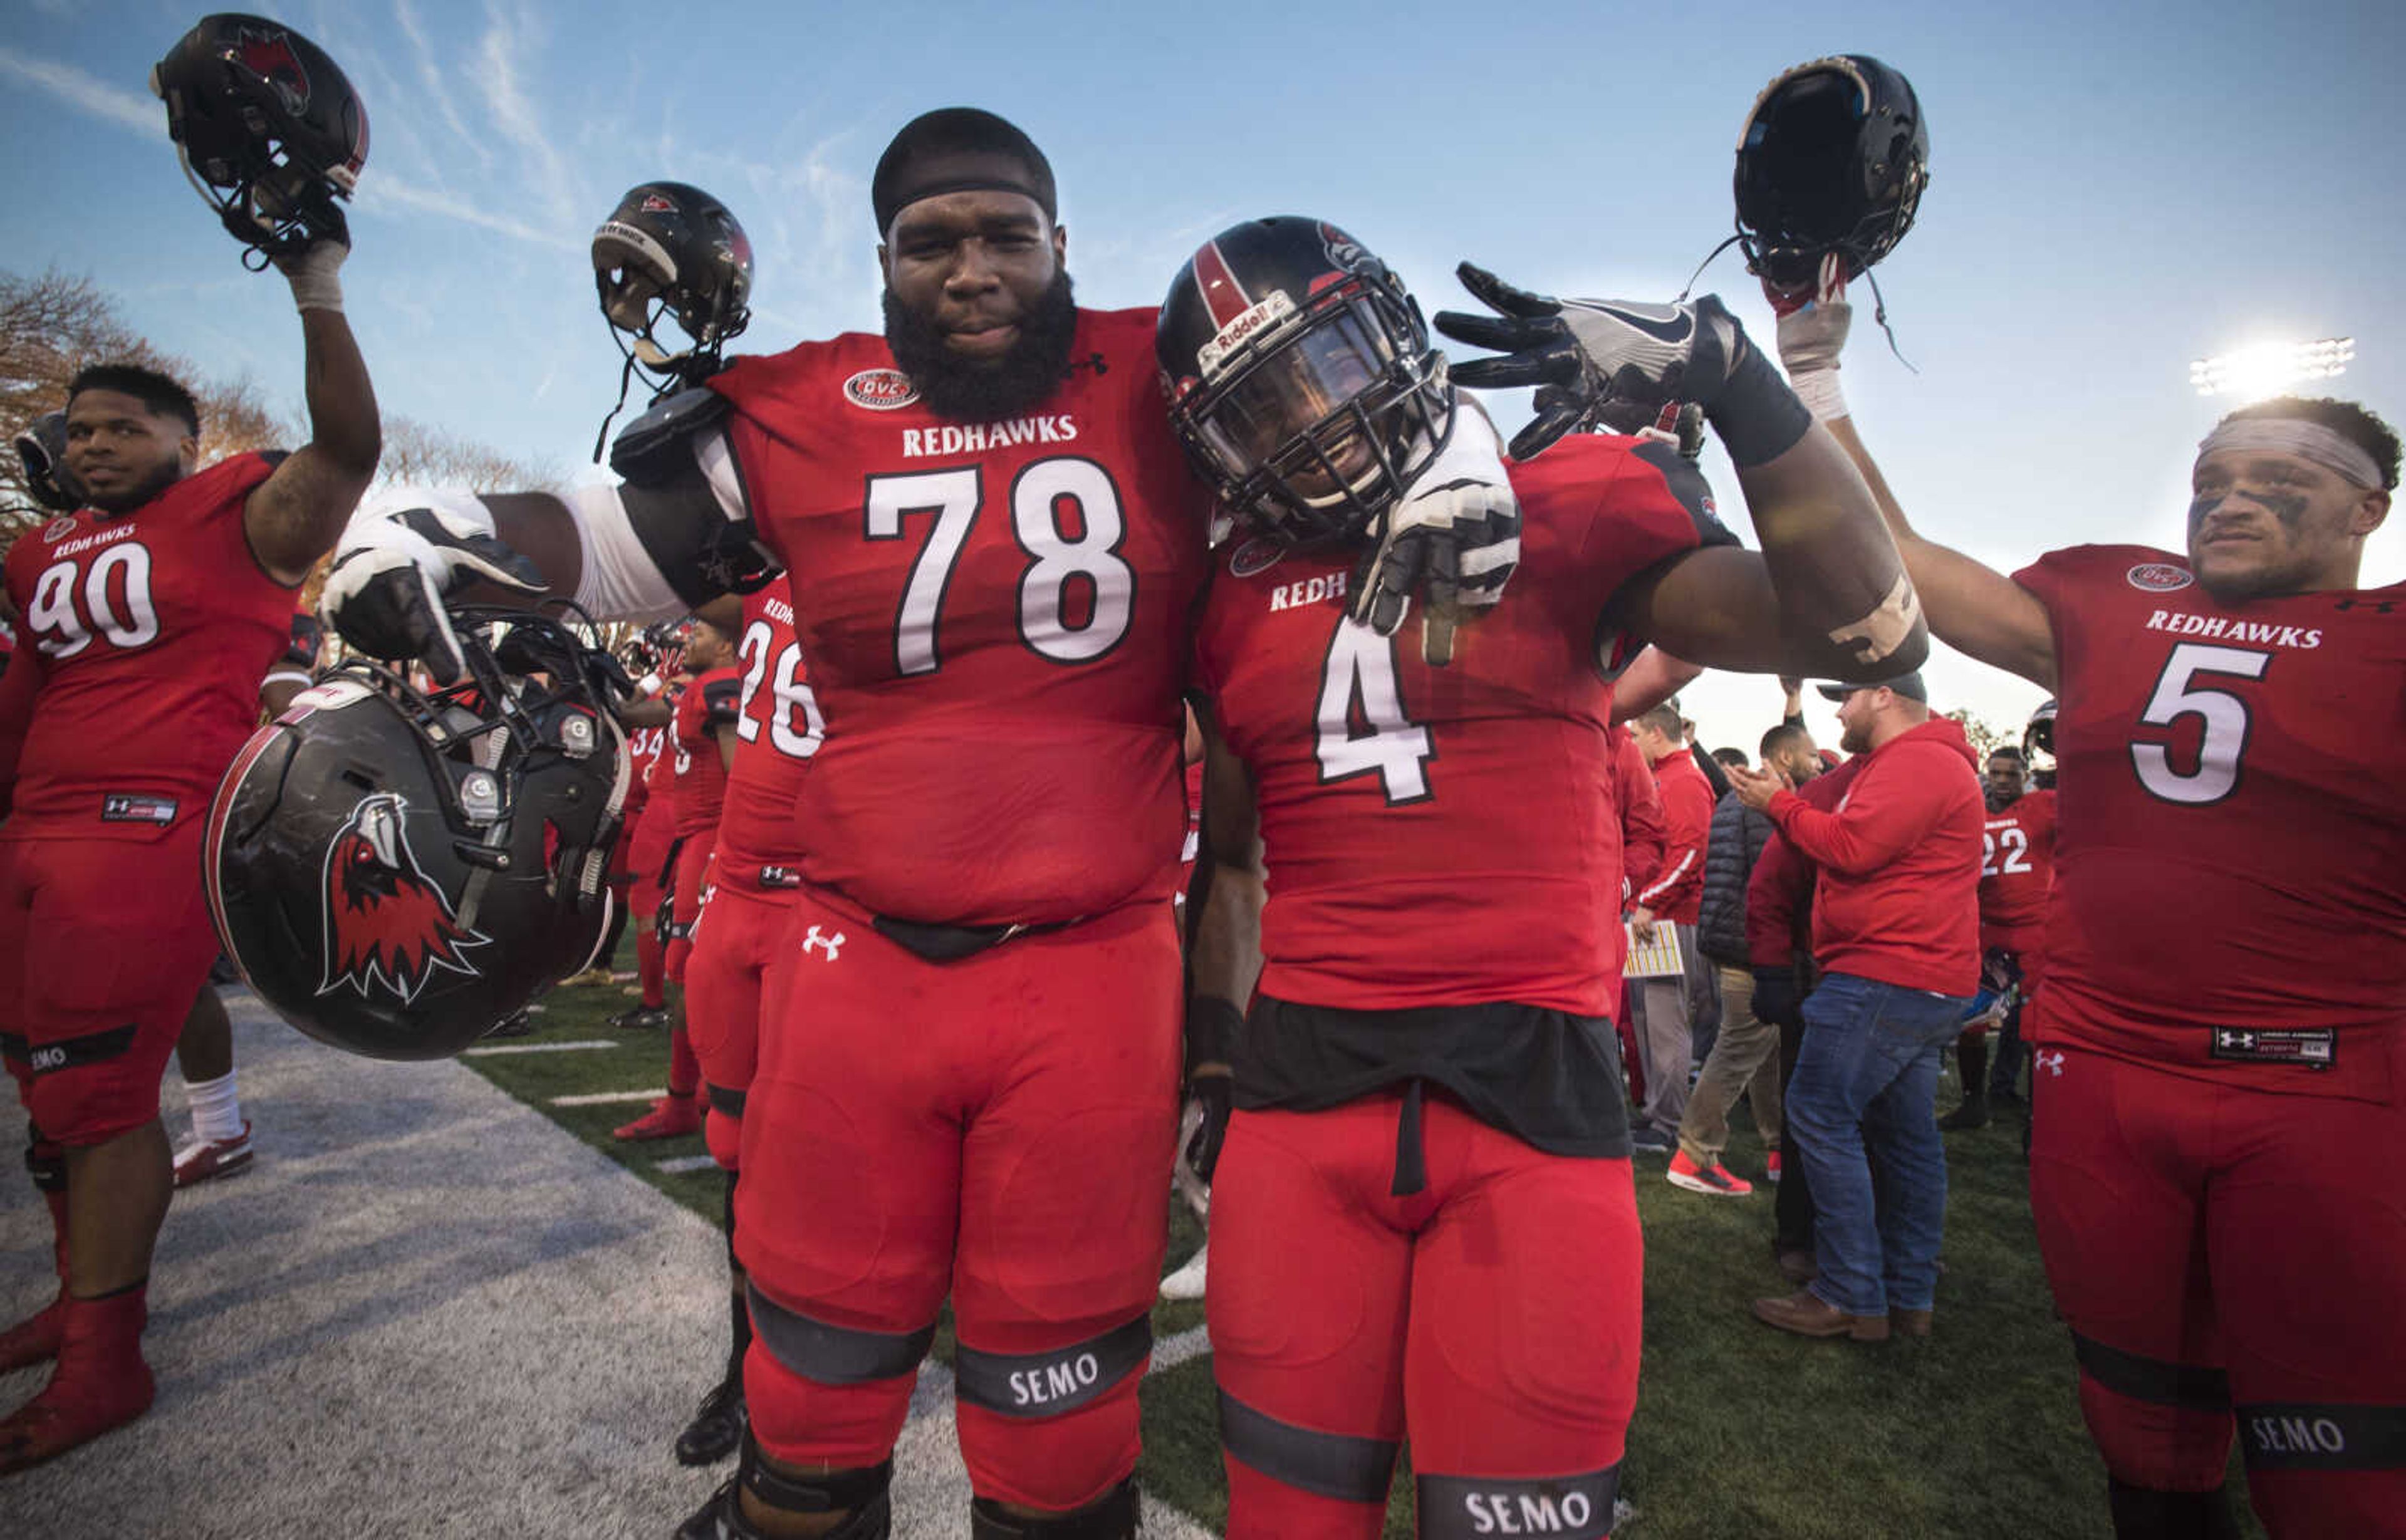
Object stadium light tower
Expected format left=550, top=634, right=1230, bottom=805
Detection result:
left=2190, top=338, right=2353, bottom=400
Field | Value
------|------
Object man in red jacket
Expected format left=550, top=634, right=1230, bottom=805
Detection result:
left=1727, top=670, right=1982, bottom=1341
left=1627, top=701, right=1716, bottom=1150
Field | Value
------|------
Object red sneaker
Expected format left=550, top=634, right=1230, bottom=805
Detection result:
left=1764, top=1150, right=1783, bottom=1185
left=173, top=1121, right=255, bottom=1189
left=1666, top=1149, right=1754, bottom=1197
left=0, top=1295, right=65, bottom=1374
left=613, top=1094, right=702, bottom=1141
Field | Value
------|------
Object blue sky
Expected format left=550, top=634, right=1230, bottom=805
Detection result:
left=3, top=0, right=2399, bottom=751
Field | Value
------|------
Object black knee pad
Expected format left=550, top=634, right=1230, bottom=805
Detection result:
left=2106, top=1477, right=2241, bottom=1540
left=969, top=1478, right=1139, bottom=1539
left=23, top=1129, right=65, bottom=1195
left=736, top=1431, right=892, bottom=1536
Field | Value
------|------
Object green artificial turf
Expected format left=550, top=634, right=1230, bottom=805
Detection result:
left=467, top=957, right=2264, bottom=1539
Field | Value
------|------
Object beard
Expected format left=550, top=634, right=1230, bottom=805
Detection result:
left=883, top=269, right=1078, bottom=423
left=1840, top=719, right=1872, bottom=756
left=83, top=457, right=182, bottom=517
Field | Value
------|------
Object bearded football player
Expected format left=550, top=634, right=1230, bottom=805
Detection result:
left=323, top=111, right=1521, bottom=1540
left=1169, top=215, right=1927, bottom=1538
left=0, top=22, right=380, bottom=1463
left=1782, top=267, right=2403, bottom=1536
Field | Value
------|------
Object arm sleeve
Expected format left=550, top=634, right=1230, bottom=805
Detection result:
left=700, top=673, right=744, bottom=726
left=1615, top=734, right=1666, bottom=898
left=1766, top=749, right=1949, bottom=876
left=1635, top=772, right=1710, bottom=912
left=1691, top=742, right=1732, bottom=801
left=1746, top=831, right=1808, bottom=967
left=564, top=479, right=705, bottom=624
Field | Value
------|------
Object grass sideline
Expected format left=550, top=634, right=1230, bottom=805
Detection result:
left=467, top=959, right=2265, bottom=1539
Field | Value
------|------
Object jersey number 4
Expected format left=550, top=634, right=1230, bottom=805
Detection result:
left=1316, top=620, right=1433, bottom=804
left=2130, top=642, right=2270, bottom=806
left=26, top=544, right=160, bottom=659
left=736, top=621, right=825, bottom=760
left=865, top=460, right=1134, bottom=676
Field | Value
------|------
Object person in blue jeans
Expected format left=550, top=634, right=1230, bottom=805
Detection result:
left=1724, top=671, right=1984, bottom=1340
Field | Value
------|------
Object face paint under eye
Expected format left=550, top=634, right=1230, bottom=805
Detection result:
left=2239, top=485, right=2310, bottom=530
left=2187, top=491, right=2226, bottom=529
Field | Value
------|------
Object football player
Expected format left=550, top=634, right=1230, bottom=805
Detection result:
left=0, top=274, right=377, bottom=1470
left=1940, top=734, right=2056, bottom=1131
left=1781, top=264, right=2403, bottom=1536
left=673, top=581, right=822, bottom=1477
left=325, top=112, right=1521, bottom=1540
left=1169, top=216, right=1927, bottom=1538
left=614, top=650, right=687, bottom=1031
left=615, top=619, right=740, bottom=1142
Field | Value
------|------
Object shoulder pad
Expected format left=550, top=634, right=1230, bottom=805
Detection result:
left=610, top=387, right=734, bottom=487
left=700, top=674, right=744, bottom=725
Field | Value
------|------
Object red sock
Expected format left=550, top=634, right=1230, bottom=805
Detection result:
left=669, top=1025, right=700, bottom=1098
left=0, top=1190, right=71, bottom=1373
left=638, top=930, right=666, bottom=1007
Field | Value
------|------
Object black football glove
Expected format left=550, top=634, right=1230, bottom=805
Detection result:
left=1174, top=1069, right=1233, bottom=1216
left=322, top=504, right=545, bottom=684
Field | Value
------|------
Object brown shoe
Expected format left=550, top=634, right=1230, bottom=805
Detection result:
left=1776, top=1249, right=1818, bottom=1285
left=1890, top=1308, right=1934, bottom=1338
left=1752, top=1289, right=1890, bottom=1342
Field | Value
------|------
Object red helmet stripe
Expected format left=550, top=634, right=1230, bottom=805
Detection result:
left=1190, top=239, right=1254, bottom=330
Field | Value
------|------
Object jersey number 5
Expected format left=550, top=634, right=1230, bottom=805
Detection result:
left=1316, top=620, right=1433, bottom=804
left=26, top=544, right=160, bottom=659
left=2130, top=642, right=2270, bottom=806
left=864, top=459, right=1135, bottom=677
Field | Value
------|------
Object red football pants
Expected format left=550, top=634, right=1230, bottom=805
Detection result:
left=735, top=886, right=1180, bottom=1511
left=0, top=827, right=220, bottom=1144
left=2029, top=1039, right=2406, bottom=1536
left=625, top=808, right=673, bottom=922
left=1211, top=1094, right=1641, bottom=1539
left=682, top=873, right=799, bottom=1171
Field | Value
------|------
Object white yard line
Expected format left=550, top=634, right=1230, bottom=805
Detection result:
left=549, top=1088, right=668, bottom=1106
left=460, top=1038, right=617, bottom=1056
left=653, top=1154, right=722, bottom=1174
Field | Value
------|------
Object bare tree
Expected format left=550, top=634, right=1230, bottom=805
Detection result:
left=1944, top=707, right=2005, bottom=761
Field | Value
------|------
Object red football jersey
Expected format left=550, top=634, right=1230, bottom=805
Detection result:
left=2016, top=544, right=2406, bottom=1098
left=718, top=582, right=821, bottom=880
left=673, top=664, right=742, bottom=838
left=2, top=453, right=284, bottom=839
left=621, top=714, right=669, bottom=821
left=1977, top=788, right=2056, bottom=935
left=1194, top=433, right=1728, bottom=1016
left=707, top=308, right=1209, bottom=925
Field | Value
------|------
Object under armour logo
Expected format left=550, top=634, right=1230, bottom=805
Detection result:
left=802, top=925, right=845, bottom=961
left=2034, top=1050, right=2065, bottom=1078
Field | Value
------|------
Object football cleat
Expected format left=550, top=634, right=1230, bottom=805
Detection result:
left=675, top=1373, right=746, bottom=1466
left=1667, top=1150, right=1754, bottom=1197
left=1159, top=1242, right=1209, bottom=1302
left=613, top=1093, right=700, bottom=1141
left=172, top=1122, right=255, bottom=1189
left=607, top=1004, right=673, bottom=1031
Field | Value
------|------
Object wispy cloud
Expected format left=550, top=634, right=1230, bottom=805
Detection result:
left=0, top=44, right=156, bottom=133
left=393, top=0, right=492, bottom=172
left=469, top=3, right=581, bottom=234
left=0, top=40, right=571, bottom=252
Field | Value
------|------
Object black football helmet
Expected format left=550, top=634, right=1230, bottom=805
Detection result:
left=153, top=14, right=368, bottom=259
left=13, top=411, right=79, bottom=512
left=207, top=606, right=632, bottom=1060
left=1158, top=217, right=1452, bottom=547
left=2024, top=698, right=2058, bottom=788
left=593, top=182, right=754, bottom=390
left=1734, top=55, right=1929, bottom=296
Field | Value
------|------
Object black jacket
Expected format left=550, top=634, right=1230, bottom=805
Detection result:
left=1697, top=790, right=1775, bottom=967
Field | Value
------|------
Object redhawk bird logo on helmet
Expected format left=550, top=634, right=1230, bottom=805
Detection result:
left=232, top=25, right=311, bottom=117
left=318, top=793, right=489, bottom=1004
left=641, top=192, right=677, bottom=213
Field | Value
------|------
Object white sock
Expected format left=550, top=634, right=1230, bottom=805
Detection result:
left=187, top=1071, right=244, bottom=1143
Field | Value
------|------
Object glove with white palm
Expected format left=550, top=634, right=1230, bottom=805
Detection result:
left=1435, top=264, right=1811, bottom=467
left=322, top=502, right=545, bottom=683
left=1349, top=399, right=1520, bottom=667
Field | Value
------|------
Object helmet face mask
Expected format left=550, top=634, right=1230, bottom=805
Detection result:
left=208, top=608, right=632, bottom=1059
left=153, top=14, right=368, bottom=259
left=1160, top=219, right=1451, bottom=548
left=2024, top=699, right=2058, bottom=787
left=1734, top=55, right=1929, bottom=294
left=592, top=182, right=754, bottom=395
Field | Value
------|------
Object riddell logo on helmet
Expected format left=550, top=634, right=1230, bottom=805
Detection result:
left=2127, top=563, right=2194, bottom=593
left=233, top=26, right=310, bottom=116
left=844, top=368, right=920, bottom=410
left=1198, top=291, right=1297, bottom=378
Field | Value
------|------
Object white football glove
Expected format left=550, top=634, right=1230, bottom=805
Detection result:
left=1771, top=254, right=1852, bottom=422
left=1348, top=400, right=1521, bottom=666
left=322, top=501, right=545, bottom=683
